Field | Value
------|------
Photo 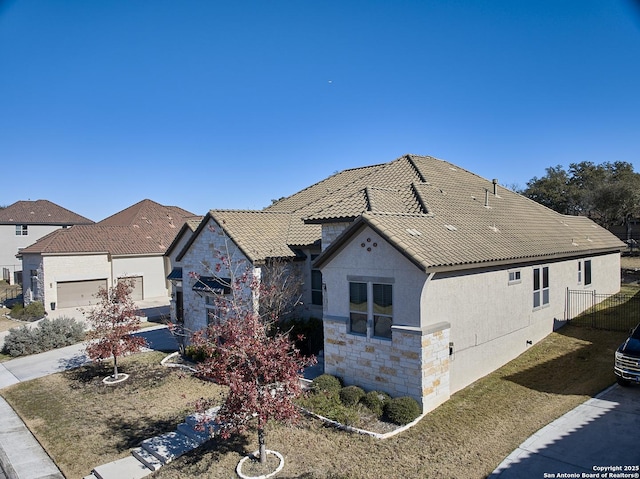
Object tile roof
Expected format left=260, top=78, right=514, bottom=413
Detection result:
left=165, top=216, right=205, bottom=257
left=98, top=199, right=193, bottom=227
left=192, top=154, right=624, bottom=270
left=208, top=210, right=298, bottom=262
left=313, top=155, right=625, bottom=271
left=18, top=199, right=195, bottom=256
left=0, top=200, right=94, bottom=225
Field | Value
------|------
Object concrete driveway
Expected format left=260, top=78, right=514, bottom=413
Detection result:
left=0, top=325, right=178, bottom=389
left=489, top=384, right=640, bottom=478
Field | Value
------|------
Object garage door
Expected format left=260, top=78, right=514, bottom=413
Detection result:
left=57, top=279, right=108, bottom=308
left=118, top=276, right=143, bottom=301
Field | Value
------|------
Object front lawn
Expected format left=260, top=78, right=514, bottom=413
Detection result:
left=1, top=325, right=627, bottom=479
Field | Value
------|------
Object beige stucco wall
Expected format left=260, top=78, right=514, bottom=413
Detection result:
left=320, top=223, right=622, bottom=410
left=321, top=228, right=426, bottom=328
left=1, top=224, right=65, bottom=282
left=23, top=253, right=111, bottom=311
left=422, top=252, right=621, bottom=393
left=112, top=255, right=168, bottom=299
left=321, top=226, right=448, bottom=409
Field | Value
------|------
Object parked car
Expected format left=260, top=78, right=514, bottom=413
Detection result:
left=614, top=323, right=640, bottom=386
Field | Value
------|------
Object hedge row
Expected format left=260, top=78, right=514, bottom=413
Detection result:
left=303, top=373, right=421, bottom=426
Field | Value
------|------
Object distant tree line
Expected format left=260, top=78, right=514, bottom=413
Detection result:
left=521, top=161, right=640, bottom=233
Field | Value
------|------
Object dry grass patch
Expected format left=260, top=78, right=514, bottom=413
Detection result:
left=0, top=315, right=20, bottom=333
left=1, top=351, right=225, bottom=479
left=155, top=326, right=627, bottom=479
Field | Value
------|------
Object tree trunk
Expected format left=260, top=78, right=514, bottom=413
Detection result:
left=113, top=354, right=118, bottom=379
left=258, top=426, right=266, bottom=464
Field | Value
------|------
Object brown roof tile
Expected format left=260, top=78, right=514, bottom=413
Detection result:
left=0, top=200, right=94, bottom=225
left=19, top=200, right=195, bottom=257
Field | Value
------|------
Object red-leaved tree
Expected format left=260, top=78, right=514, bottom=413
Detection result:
left=185, top=225, right=315, bottom=464
left=192, top=311, right=313, bottom=463
left=85, top=279, right=147, bottom=379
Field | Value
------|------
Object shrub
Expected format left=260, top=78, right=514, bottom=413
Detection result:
left=339, top=385, right=365, bottom=407
left=2, top=317, right=85, bottom=357
left=2, top=325, right=37, bottom=356
left=384, top=396, right=422, bottom=425
left=36, top=317, right=85, bottom=351
left=360, top=390, right=391, bottom=418
left=184, top=345, right=211, bottom=362
left=10, top=301, right=45, bottom=322
left=312, top=374, right=342, bottom=394
left=298, top=390, right=359, bottom=426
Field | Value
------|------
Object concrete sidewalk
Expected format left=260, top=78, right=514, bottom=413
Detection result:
left=489, top=384, right=640, bottom=478
left=0, top=397, right=64, bottom=479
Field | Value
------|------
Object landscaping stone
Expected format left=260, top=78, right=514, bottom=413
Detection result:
left=140, top=431, right=201, bottom=464
left=91, top=456, right=152, bottom=479
left=85, top=406, right=218, bottom=477
left=131, top=447, right=163, bottom=471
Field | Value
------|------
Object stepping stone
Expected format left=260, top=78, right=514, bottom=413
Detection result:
left=177, top=422, right=214, bottom=444
left=141, top=431, right=201, bottom=464
left=92, top=455, right=152, bottom=479
left=132, top=447, right=164, bottom=471
left=185, top=406, right=220, bottom=429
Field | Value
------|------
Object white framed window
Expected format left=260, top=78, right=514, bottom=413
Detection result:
left=533, top=266, right=549, bottom=309
left=508, top=270, right=521, bottom=285
left=578, top=261, right=582, bottom=284
left=15, top=225, right=28, bottom=236
left=349, top=281, right=393, bottom=340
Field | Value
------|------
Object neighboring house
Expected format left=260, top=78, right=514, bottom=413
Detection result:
left=18, top=199, right=196, bottom=314
left=0, top=200, right=94, bottom=284
left=174, top=154, right=625, bottom=412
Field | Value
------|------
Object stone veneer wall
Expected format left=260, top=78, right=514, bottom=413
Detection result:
left=321, top=223, right=352, bottom=251
left=323, top=317, right=451, bottom=412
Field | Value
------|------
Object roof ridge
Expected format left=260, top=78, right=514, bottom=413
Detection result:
left=209, top=209, right=291, bottom=215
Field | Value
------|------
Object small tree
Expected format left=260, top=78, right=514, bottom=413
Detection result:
left=85, top=280, right=147, bottom=379
left=185, top=224, right=315, bottom=464
left=193, top=312, right=313, bottom=463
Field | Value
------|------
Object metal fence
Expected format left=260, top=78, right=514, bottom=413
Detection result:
left=566, top=288, right=640, bottom=331
left=0, top=285, right=22, bottom=306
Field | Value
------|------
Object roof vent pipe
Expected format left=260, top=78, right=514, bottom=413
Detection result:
left=492, top=179, right=499, bottom=196
left=485, top=188, right=490, bottom=207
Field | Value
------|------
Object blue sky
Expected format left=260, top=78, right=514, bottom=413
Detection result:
left=1, top=1, right=639, bottom=221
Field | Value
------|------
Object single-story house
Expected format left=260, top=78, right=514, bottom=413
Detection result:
left=173, top=154, right=625, bottom=412
left=18, top=199, right=196, bottom=314
left=0, top=200, right=94, bottom=284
